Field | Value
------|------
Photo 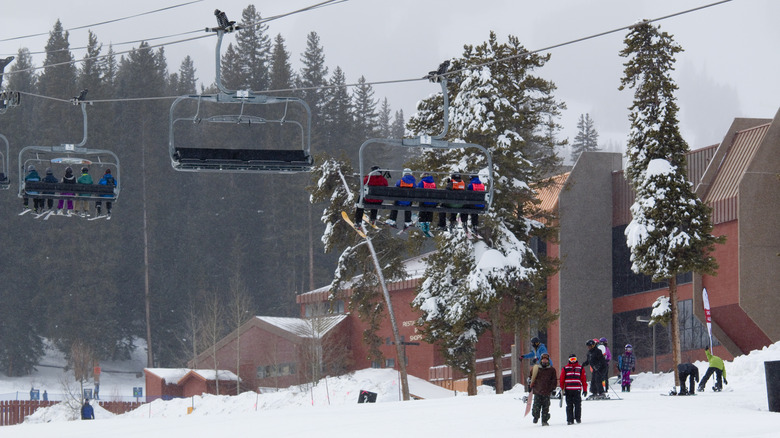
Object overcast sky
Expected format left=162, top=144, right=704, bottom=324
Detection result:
left=2, top=0, right=778, bottom=160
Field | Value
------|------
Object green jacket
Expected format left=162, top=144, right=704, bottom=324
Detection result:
left=705, top=349, right=727, bottom=379
left=77, top=172, right=93, bottom=196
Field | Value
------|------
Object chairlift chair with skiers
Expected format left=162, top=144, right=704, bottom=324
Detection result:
left=356, top=64, right=494, bottom=215
left=18, top=91, right=120, bottom=202
left=168, top=10, right=313, bottom=174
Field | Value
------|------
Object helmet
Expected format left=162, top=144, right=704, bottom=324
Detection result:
left=452, top=172, right=461, bottom=179
left=27, top=164, right=35, bottom=172
left=81, top=167, right=89, bottom=173
left=625, top=344, right=633, bottom=350
left=568, top=354, right=577, bottom=363
left=45, top=168, right=53, bottom=175
left=403, top=168, right=412, bottom=176
left=600, top=337, right=608, bottom=344
left=105, top=168, right=111, bottom=174
left=586, top=339, right=596, bottom=347
left=370, top=165, right=380, bottom=171
left=531, top=337, right=540, bottom=345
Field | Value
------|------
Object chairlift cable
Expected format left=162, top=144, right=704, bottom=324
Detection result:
left=4, top=0, right=732, bottom=106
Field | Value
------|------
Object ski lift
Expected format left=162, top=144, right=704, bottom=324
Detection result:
left=0, top=56, right=21, bottom=114
left=357, top=65, right=493, bottom=215
left=18, top=91, right=120, bottom=202
left=168, top=11, right=313, bottom=174
left=0, top=133, right=10, bottom=189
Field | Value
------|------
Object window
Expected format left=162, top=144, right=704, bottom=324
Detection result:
left=256, top=362, right=298, bottom=379
left=385, top=358, right=395, bottom=368
left=370, top=360, right=381, bottom=369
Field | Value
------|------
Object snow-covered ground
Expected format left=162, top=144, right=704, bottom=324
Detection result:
left=2, top=341, right=779, bottom=437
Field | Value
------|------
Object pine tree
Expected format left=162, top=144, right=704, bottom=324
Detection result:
left=297, top=32, right=328, bottom=147
left=407, top=32, right=563, bottom=394
left=570, top=113, right=600, bottom=163
left=377, top=98, right=392, bottom=138
left=37, top=20, right=79, bottom=145
left=235, top=5, right=271, bottom=91
left=619, top=21, right=723, bottom=386
left=322, top=66, right=353, bottom=157
left=391, top=109, right=405, bottom=138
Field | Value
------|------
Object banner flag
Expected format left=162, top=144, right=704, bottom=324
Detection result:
left=702, top=287, right=713, bottom=350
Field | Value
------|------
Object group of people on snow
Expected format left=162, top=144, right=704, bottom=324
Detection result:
left=353, top=166, right=485, bottom=235
left=521, top=336, right=633, bottom=426
left=521, top=336, right=729, bottom=426
left=23, top=164, right=116, bottom=217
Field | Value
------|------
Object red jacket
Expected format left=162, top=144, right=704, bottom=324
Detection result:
left=560, top=362, right=588, bottom=392
left=364, top=174, right=388, bottom=204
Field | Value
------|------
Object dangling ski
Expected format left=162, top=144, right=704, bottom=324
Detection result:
left=341, top=211, right=366, bottom=238
left=362, top=215, right=380, bottom=230
left=88, top=214, right=109, bottom=221
left=19, top=208, right=32, bottom=216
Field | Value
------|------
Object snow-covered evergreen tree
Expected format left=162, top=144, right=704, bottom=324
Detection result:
left=619, top=21, right=723, bottom=385
left=407, top=32, right=563, bottom=394
left=570, top=113, right=600, bottom=163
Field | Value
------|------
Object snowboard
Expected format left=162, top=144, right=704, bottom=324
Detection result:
left=341, top=211, right=366, bottom=238
left=524, top=392, right=534, bottom=417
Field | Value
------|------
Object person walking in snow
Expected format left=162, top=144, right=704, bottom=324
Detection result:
left=698, top=347, right=728, bottom=392
left=560, top=353, right=588, bottom=425
left=385, top=168, right=416, bottom=230
left=677, top=362, right=699, bottom=395
left=581, top=338, right=607, bottom=398
left=529, top=353, right=557, bottom=426
left=81, top=399, right=95, bottom=420
left=617, top=344, right=636, bottom=392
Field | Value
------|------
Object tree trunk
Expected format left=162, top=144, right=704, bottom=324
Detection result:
left=669, top=276, right=682, bottom=387
left=467, top=355, right=478, bottom=395
left=490, top=306, right=504, bottom=394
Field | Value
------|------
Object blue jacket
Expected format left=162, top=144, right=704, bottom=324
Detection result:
left=395, top=174, right=416, bottom=206
left=522, top=343, right=552, bottom=367
left=81, top=403, right=94, bottom=419
left=467, top=176, right=485, bottom=208
left=98, top=173, right=117, bottom=198
left=417, top=175, right=437, bottom=206
left=25, top=170, right=41, bottom=194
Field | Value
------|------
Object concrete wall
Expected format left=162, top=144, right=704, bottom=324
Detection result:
left=557, top=151, right=623, bottom=363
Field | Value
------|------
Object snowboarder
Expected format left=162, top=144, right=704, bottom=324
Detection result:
left=23, top=165, right=43, bottom=213
left=81, top=399, right=94, bottom=420
left=385, top=168, right=416, bottom=230
left=581, top=338, right=607, bottom=398
left=617, top=344, right=636, bottom=392
left=57, top=167, right=76, bottom=215
left=560, top=353, right=588, bottom=425
left=415, top=172, right=437, bottom=235
left=95, top=168, right=116, bottom=217
left=677, top=362, right=699, bottom=395
left=354, top=166, right=388, bottom=228
left=698, top=347, right=727, bottom=392
left=76, top=166, right=93, bottom=217
left=520, top=337, right=552, bottom=367
left=529, top=353, right=557, bottom=426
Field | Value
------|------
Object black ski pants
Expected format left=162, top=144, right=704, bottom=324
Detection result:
left=679, top=371, right=697, bottom=393
left=699, top=367, right=723, bottom=389
left=564, top=389, right=582, bottom=422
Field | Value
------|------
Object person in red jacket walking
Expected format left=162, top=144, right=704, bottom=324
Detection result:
left=560, top=353, right=588, bottom=425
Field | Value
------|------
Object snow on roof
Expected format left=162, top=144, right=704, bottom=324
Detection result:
left=256, top=314, right=347, bottom=339
left=145, top=368, right=239, bottom=384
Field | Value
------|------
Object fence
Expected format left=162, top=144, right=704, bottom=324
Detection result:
left=0, top=400, right=142, bottom=426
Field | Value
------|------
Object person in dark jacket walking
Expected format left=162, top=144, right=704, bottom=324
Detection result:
left=560, top=353, right=588, bottom=425
left=581, top=338, right=607, bottom=398
left=529, top=353, right=557, bottom=426
left=81, top=399, right=95, bottom=420
left=677, top=362, right=699, bottom=395
left=385, top=168, right=416, bottom=230
left=57, top=167, right=76, bottom=215
left=617, top=344, right=636, bottom=392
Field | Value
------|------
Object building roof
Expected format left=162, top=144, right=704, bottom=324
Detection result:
left=256, top=315, right=347, bottom=339
left=144, top=368, right=239, bottom=384
left=531, top=172, right=569, bottom=224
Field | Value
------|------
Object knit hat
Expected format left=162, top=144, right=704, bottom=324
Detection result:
left=540, top=353, right=550, bottom=361
left=81, top=166, right=89, bottom=173
left=105, top=168, right=111, bottom=174
left=568, top=354, right=578, bottom=363
left=27, top=164, right=35, bottom=172
left=46, top=168, right=53, bottom=175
